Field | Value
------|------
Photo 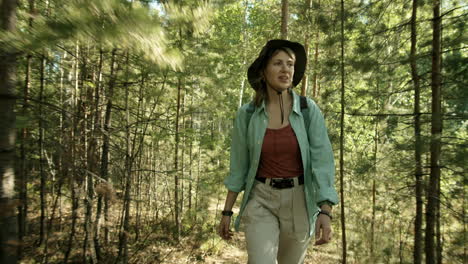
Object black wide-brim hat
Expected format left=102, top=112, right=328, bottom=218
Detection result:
left=248, top=39, right=307, bottom=91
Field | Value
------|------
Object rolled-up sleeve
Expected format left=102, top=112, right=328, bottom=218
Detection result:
left=224, top=105, right=250, bottom=193
left=307, top=99, right=339, bottom=206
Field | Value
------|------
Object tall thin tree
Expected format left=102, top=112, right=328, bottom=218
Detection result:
left=117, top=51, right=132, bottom=264
left=410, top=0, right=423, bottom=262
left=92, top=48, right=105, bottom=261
left=311, top=0, right=321, bottom=97
left=425, top=0, right=442, bottom=263
left=300, top=0, right=312, bottom=96
left=38, top=53, right=46, bottom=247
left=0, top=0, right=19, bottom=263
left=281, top=0, right=288, bottom=39
left=370, top=81, right=380, bottom=261
left=18, top=1, right=35, bottom=255
left=63, top=42, right=80, bottom=264
left=238, top=0, right=249, bottom=108
left=339, top=0, right=347, bottom=262
left=83, top=46, right=98, bottom=264
left=38, top=1, right=51, bottom=247
left=174, top=68, right=183, bottom=241
left=95, top=48, right=118, bottom=254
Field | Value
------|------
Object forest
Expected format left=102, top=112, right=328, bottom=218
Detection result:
left=0, top=0, right=466, bottom=263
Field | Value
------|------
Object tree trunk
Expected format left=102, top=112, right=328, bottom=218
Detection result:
left=0, top=0, right=18, bottom=263
left=79, top=44, right=90, bottom=264
left=83, top=46, right=98, bottom=264
left=133, top=73, right=146, bottom=243
left=43, top=173, right=65, bottom=264
left=180, top=89, right=186, bottom=219
left=238, top=0, right=249, bottom=107
left=425, top=0, right=442, bottom=263
left=188, top=95, right=194, bottom=212
left=135, top=155, right=142, bottom=242
left=463, top=190, right=467, bottom=264
left=370, top=123, right=377, bottom=260
left=300, top=42, right=309, bottom=96
left=64, top=42, right=80, bottom=264
left=150, top=141, right=159, bottom=222
left=300, top=0, right=311, bottom=96
left=436, top=180, right=442, bottom=264
left=40, top=53, right=55, bottom=261
left=38, top=1, right=52, bottom=248
left=117, top=51, right=131, bottom=264
left=312, top=0, right=321, bottom=97
left=281, top=0, right=288, bottom=39
left=18, top=0, right=35, bottom=256
left=93, top=47, right=105, bottom=261
left=410, top=0, right=423, bottom=263
left=195, top=124, right=202, bottom=222
left=63, top=131, right=74, bottom=263
left=339, top=0, right=347, bottom=263
left=174, top=73, right=183, bottom=241
left=311, top=36, right=319, bottom=97
left=58, top=50, right=68, bottom=234
left=399, top=223, right=404, bottom=263
left=38, top=54, right=47, bottom=247
left=95, top=49, right=118, bottom=254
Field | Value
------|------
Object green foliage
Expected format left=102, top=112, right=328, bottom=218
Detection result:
left=2, top=0, right=183, bottom=68
left=10, top=0, right=467, bottom=263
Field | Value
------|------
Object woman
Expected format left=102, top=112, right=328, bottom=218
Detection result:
left=218, top=39, right=339, bottom=264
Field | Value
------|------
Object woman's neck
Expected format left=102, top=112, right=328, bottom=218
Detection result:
left=266, top=86, right=292, bottom=106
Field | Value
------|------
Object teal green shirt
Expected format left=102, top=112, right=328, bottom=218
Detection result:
left=224, top=90, right=339, bottom=237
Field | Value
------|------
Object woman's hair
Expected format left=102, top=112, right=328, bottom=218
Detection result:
left=252, top=47, right=296, bottom=106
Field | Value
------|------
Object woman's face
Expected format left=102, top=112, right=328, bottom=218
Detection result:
left=263, top=50, right=295, bottom=93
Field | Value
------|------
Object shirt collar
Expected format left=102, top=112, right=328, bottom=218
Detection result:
left=291, top=89, right=301, bottom=115
left=258, top=98, right=266, bottom=112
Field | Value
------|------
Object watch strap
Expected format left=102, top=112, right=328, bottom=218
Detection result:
left=222, top=210, right=233, bottom=217
left=319, top=210, right=333, bottom=220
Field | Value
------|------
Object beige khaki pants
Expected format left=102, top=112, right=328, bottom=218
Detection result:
left=242, top=178, right=311, bottom=264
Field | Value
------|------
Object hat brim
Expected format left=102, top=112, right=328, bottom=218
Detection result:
left=248, top=39, right=307, bottom=91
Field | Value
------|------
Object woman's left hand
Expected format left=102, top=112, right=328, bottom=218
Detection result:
left=314, top=209, right=333, bottom=245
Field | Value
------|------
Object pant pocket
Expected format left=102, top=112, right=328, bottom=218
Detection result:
left=293, top=186, right=309, bottom=242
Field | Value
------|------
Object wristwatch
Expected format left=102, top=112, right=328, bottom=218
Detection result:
left=222, top=210, right=233, bottom=216
left=319, top=209, right=333, bottom=220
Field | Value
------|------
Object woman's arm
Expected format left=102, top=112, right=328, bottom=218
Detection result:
left=218, top=190, right=239, bottom=240
left=223, top=190, right=239, bottom=212
left=315, top=203, right=333, bottom=245
left=307, top=99, right=339, bottom=206
left=306, top=98, right=338, bottom=245
left=218, top=105, right=250, bottom=240
left=224, top=105, right=250, bottom=192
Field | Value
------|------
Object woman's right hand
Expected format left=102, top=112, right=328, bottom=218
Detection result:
left=218, top=215, right=233, bottom=240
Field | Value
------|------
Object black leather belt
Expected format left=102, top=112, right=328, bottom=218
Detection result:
left=255, top=175, right=304, bottom=189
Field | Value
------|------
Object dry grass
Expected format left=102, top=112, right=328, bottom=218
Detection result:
left=18, top=191, right=343, bottom=263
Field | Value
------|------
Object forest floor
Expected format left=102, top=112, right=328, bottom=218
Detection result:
left=19, top=196, right=342, bottom=264
left=19, top=217, right=340, bottom=264
left=202, top=196, right=342, bottom=264
left=203, top=231, right=341, bottom=264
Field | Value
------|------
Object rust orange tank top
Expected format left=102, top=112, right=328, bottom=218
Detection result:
left=257, top=124, right=304, bottom=178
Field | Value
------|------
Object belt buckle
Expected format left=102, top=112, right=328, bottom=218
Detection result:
left=271, top=178, right=294, bottom=189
